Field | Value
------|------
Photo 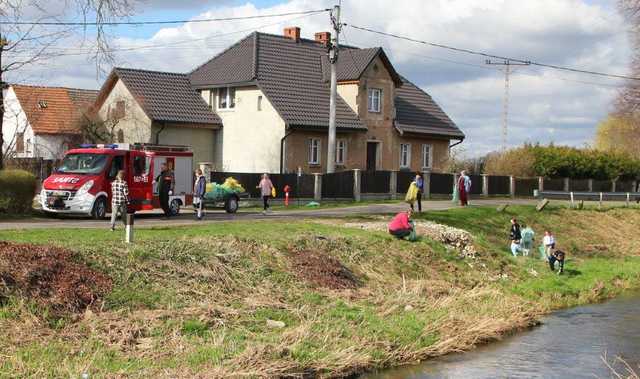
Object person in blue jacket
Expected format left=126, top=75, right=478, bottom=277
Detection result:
left=412, top=172, right=424, bottom=212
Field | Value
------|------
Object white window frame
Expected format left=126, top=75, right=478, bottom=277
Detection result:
left=308, top=138, right=321, bottom=165
left=368, top=88, right=382, bottom=113
left=400, top=143, right=411, bottom=168
left=217, top=87, right=236, bottom=110
left=336, top=139, right=347, bottom=165
left=422, top=144, right=433, bottom=170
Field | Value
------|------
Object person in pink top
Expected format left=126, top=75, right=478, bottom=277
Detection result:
left=256, top=173, right=274, bottom=214
left=388, top=209, right=414, bottom=239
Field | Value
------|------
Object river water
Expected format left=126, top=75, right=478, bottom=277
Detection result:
left=363, top=292, right=640, bottom=379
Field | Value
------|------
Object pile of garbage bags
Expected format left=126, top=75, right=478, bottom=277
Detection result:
left=204, top=177, right=245, bottom=200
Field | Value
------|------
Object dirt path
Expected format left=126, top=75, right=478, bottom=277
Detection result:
left=0, top=199, right=537, bottom=230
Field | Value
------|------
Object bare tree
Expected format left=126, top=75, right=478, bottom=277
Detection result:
left=0, top=0, right=135, bottom=169
left=616, top=0, right=640, bottom=117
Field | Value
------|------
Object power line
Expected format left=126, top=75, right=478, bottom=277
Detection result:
left=4, top=11, right=326, bottom=59
left=0, top=9, right=330, bottom=26
left=345, top=23, right=640, bottom=81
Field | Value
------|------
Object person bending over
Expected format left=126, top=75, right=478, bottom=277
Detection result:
left=388, top=209, right=414, bottom=239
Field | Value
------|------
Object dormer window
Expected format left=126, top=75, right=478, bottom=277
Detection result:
left=38, top=100, right=48, bottom=109
left=218, top=87, right=236, bottom=110
left=368, top=88, right=381, bottom=113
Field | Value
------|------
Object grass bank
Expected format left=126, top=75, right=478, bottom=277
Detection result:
left=0, top=206, right=639, bottom=378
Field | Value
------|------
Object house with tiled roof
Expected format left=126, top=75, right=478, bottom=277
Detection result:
left=2, top=85, right=98, bottom=160
left=94, top=27, right=464, bottom=173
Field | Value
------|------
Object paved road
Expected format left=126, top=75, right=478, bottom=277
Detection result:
left=0, top=199, right=537, bottom=230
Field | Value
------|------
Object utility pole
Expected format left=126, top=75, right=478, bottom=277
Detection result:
left=326, top=2, right=341, bottom=173
left=0, top=34, right=7, bottom=170
left=485, top=59, right=530, bottom=151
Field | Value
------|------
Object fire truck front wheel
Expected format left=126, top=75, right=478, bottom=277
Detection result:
left=92, top=197, right=107, bottom=219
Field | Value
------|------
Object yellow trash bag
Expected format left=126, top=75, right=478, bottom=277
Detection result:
left=405, top=182, right=418, bottom=204
left=221, top=177, right=245, bottom=193
left=271, top=187, right=276, bottom=198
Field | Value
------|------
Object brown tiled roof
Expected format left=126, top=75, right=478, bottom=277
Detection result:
left=98, top=68, right=221, bottom=125
left=11, top=85, right=98, bottom=135
left=395, top=77, right=464, bottom=139
left=321, top=47, right=402, bottom=86
left=188, top=32, right=365, bottom=130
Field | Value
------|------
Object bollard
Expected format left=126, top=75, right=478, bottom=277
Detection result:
left=599, top=192, right=603, bottom=210
left=627, top=192, right=630, bottom=207
left=125, top=213, right=134, bottom=244
left=570, top=192, right=574, bottom=208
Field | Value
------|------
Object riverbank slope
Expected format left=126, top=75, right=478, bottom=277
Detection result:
left=0, top=205, right=639, bottom=377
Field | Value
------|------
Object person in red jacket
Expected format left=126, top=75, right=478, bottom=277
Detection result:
left=388, top=209, right=414, bottom=239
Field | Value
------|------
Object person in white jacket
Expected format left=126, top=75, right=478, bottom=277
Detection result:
left=542, top=230, right=556, bottom=259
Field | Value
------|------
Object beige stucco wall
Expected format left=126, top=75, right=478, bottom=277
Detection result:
left=210, top=86, right=285, bottom=173
left=337, top=83, right=358, bottom=114
left=98, top=79, right=153, bottom=143
left=153, top=123, right=216, bottom=170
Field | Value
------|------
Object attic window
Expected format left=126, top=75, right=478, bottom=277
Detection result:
left=218, top=87, right=236, bottom=110
left=38, top=100, right=47, bottom=109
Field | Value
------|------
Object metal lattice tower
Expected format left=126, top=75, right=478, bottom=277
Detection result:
left=486, top=59, right=530, bottom=151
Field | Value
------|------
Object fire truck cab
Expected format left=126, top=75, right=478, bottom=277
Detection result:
left=40, top=143, right=194, bottom=218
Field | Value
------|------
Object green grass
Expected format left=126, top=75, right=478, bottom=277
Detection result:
left=1, top=206, right=640, bottom=377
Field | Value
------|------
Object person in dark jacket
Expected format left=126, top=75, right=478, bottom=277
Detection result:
left=509, top=218, right=522, bottom=256
left=549, top=249, right=565, bottom=274
left=193, top=168, right=206, bottom=220
left=156, top=162, right=175, bottom=218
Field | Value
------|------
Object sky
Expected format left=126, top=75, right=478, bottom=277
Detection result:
left=3, top=0, right=633, bottom=157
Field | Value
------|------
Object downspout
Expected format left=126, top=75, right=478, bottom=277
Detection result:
left=280, top=127, right=294, bottom=174
left=155, top=121, right=166, bottom=144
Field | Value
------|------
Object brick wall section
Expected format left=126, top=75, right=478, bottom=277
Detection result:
left=284, top=56, right=452, bottom=173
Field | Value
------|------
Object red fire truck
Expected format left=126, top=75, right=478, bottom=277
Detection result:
left=40, top=143, right=196, bottom=218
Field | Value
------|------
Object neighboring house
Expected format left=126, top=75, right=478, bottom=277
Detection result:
left=2, top=85, right=97, bottom=160
left=93, top=69, right=222, bottom=169
left=96, top=27, right=464, bottom=173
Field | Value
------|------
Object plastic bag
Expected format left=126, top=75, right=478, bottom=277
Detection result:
left=221, top=177, right=245, bottom=193
left=271, top=187, right=276, bottom=198
left=405, top=182, right=418, bottom=203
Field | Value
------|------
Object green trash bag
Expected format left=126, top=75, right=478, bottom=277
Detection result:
left=407, top=221, right=418, bottom=242
left=538, top=245, right=547, bottom=260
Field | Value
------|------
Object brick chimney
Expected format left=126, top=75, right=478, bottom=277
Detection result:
left=283, top=26, right=301, bottom=42
left=314, top=31, right=331, bottom=46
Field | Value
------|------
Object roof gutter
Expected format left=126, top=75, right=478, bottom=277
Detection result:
left=280, top=126, right=294, bottom=174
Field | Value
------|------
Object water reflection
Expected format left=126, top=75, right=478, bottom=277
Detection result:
left=363, top=292, right=640, bottom=379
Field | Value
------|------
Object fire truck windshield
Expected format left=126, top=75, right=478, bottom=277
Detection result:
left=57, top=153, right=109, bottom=175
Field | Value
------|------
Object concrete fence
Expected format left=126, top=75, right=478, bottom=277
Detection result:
left=210, top=170, right=639, bottom=203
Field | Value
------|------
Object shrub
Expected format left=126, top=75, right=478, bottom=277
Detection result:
left=0, top=170, right=37, bottom=214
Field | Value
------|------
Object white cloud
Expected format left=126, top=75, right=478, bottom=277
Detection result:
left=4, top=0, right=631, bottom=156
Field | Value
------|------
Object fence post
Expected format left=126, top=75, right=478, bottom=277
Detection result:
left=588, top=179, right=593, bottom=192
left=509, top=176, right=516, bottom=198
left=612, top=179, right=617, bottom=193
left=563, top=177, right=570, bottom=192
left=453, top=173, right=459, bottom=196
left=313, top=173, right=322, bottom=201
left=538, top=177, right=544, bottom=192
left=389, top=171, right=398, bottom=200
left=353, top=169, right=361, bottom=202
left=481, top=174, right=489, bottom=197
left=423, top=171, right=431, bottom=199
left=633, top=180, right=638, bottom=193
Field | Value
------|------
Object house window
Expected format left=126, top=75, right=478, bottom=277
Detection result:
left=16, top=133, right=24, bottom=153
left=336, top=139, right=346, bottom=165
left=117, top=129, right=124, bottom=143
left=422, top=144, right=432, bottom=169
left=257, top=95, right=263, bottom=111
left=368, top=88, right=382, bottom=113
left=110, top=100, right=125, bottom=120
left=218, top=87, right=236, bottom=110
left=400, top=143, right=411, bottom=168
left=308, top=138, right=321, bottom=165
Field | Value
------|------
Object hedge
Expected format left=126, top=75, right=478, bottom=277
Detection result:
left=0, top=170, right=38, bottom=214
